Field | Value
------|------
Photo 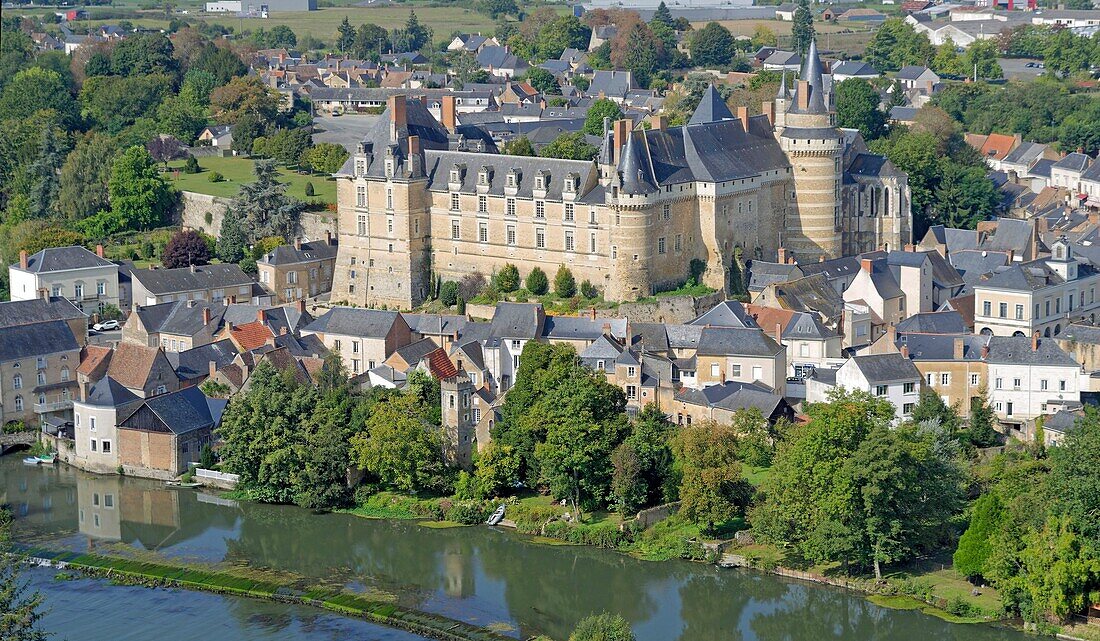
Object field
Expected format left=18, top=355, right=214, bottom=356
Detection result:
left=704, top=18, right=878, bottom=56
left=165, top=155, right=338, bottom=203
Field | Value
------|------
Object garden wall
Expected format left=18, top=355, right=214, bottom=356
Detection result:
left=179, top=191, right=339, bottom=243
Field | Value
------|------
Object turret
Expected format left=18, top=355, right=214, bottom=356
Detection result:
left=774, top=70, right=789, bottom=133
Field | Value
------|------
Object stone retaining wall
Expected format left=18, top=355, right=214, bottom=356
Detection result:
left=179, top=191, right=338, bottom=242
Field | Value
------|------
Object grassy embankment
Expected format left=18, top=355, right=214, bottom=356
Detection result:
left=165, top=156, right=337, bottom=204
left=19, top=545, right=514, bottom=641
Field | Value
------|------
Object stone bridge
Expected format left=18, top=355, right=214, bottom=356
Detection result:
left=0, top=432, right=37, bottom=455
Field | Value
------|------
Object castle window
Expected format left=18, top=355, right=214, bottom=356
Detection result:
left=565, top=231, right=574, bottom=252
left=355, top=159, right=365, bottom=176
left=535, top=175, right=544, bottom=190
left=479, top=222, right=488, bottom=243
left=507, top=225, right=516, bottom=246
left=387, top=216, right=393, bottom=233
left=478, top=195, right=487, bottom=213
left=507, top=173, right=516, bottom=188
left=675, top=234, right=682, bottom=252
left=536, top=228, right=546, bottom=249
left=658, top=237, right=666, bottom=254
left=450, top=193, right=460, bottom=211
left=386, top=188, right=393, bottom=210
left=535, top=200, right=545, bottom=219
left=589, top=208, right=597, bottom=224
left=451, top=220, right=461, bottom=240
left=564, top=203, right=574, bottom=222
left=612, top=245, right=617, bottom=259
left=663, top=203, right=670, bottom=220
left=388, top=243, right=394, bottom=253
left=506, top=198, right=516, bottom=217
left=356, top=186, right=366, bottom=207
left=590, top=233, right=597, bottom=253
left=357, top=215, right=366, bottom=236
left=415, top=219, right=419, bottom=235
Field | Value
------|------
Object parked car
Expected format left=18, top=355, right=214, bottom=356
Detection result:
left=93, top=320, right=119, bottom=331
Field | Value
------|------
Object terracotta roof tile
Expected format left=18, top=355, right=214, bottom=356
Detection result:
left=230, top=321, right=274, bottom=351
left=106, top=343, right=161, bottom=391
left=78, top=345, right=113, bottom=376
left=425, top=347, right=458, bottom=379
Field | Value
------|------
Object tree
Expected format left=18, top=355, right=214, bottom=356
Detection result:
left=908, top=387, right=960, bottom=434
left=967, top=391, right=999, bottom=448
left=610, top=20, right=665, bottom=88
left=525, top=267, right=549, bottom=295
left=791, top=0, right=815, bottom=55
left=931, top=39, right=965, bottom=77
left=625, top=405, right=677, bottom=505
left=109, top=33, right=178, bottom=77
left=493, top=263, right=520, bottom=292
left=351, top=392, right=446, bottom=493
left=162, top=229, right=212, bottom=268
left=0, top=508, right=47, bottom=641
left=480, top=0, right=517, bottom=19
left=1016, top=515, right=1100, bottom=622
left=79, top=74, right=173, bottom=134
left=300, top=142, right=349, bottom=174
left=584, top=98, right=625, bottom=136
left=82, top=146, right=173, bottom=237
left=735, top=407, right=785, bottom=468
left=673, top=419, right=750, bottom=533
left=471, top=442, right=523, bottom=499
left=537, top=16, right=591, bottom=61
left=1046, top=407, right=1100, bottom=540
left=525, top=68, right=561, bottom=95
left=932, top=161, right=998, bottom=229
left=690, top=22, right=736, bottom=68
left=554, top=265, right=576, bottom=298
left=353, top=23, right=390, bottom=59
left=146, top=135, right=189, bottom=168
left=864, top=18, right=933, bottom=72
left=502, top=136, right=536, bottom=156
left=217, top=208, right=248, bottom=263
left=191, top=45, right=247, bottom=85
left=611, top=442, right=646, bottom=516
left=541, top=132, right=598, bottom=161
left=337, top=16, right=356, bottom=52
left=569, top=613, right=636, bottom=641
left=835, top=78, right=887, bottom=140
left=954, top=492, right=1004, bottom=581
left=395, top=10, right=432, bottom=52
left=210, top=76, right=279, bottom=124
left=652, top=2, right=673, bottom=28
left=439, top=280, right=459, bottom=306
left=751, top=25, right=778, bottom=48
left=0, top=66, right=78, bottom=129
left=229, top=159, right=304, bottom=243
left=294, top=358, right=354, bottom=510
left=156, top=93, right=207, bottom=144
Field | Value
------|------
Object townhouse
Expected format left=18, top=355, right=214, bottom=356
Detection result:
left=256, top=235, right=338, bottom=303
left=8, top=245, right=120, bottom=313
left=123, top=300, right=226, bottom=352
left=130, top=264, right=262, bottom=309
left=300, top=307, right=413, bottom=376
left=807, top=353, right=922, bottom=424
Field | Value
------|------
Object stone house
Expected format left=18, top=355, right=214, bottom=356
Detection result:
left=256, top=235, right=338, bottom=304
left=300, top=307, right=413, bottom=376
left=117, top=386, right=227, bottom=478
left=123, top=300, right=226, bottom=352
left=0, top=320, right=81, bottom=428
left=71, top=376, right=141, bottom=473
left=669, top=381, right=794, bottom=426
left=745, top=303, right=844, bottom=378
left=8, top=245, right=120, bottom=314
left=808, top=353, right=921, bottom=424
left=106, top=343, right=180, bottom=398
left=130, top=264, right=262, bottom=310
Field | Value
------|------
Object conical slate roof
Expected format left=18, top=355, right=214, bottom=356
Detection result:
left=777, top=70, right=789, bottom=98
left=689, top=84, right=735, bottom=125
left=791, top=38, right=827, bottom=115
left=619, top=131, right=657, bottom=195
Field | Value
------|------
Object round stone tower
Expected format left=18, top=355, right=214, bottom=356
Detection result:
left=780, top=39, right=843, bottom=261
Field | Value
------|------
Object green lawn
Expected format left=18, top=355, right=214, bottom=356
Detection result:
left=166, top=156, right=337, bottom=203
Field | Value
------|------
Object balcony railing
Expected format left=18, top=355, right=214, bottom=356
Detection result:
left=34, top=399, right=73, bottom=414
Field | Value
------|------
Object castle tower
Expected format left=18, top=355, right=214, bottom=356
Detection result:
left=441, top=374, right=475, bottom=470
left=780, top=39, right=843, bottom=261
left=774, top=70, right=788, bottom=133
left=606, top=124, right=658, bottom=301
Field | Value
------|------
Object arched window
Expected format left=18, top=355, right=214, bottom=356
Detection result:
left=60, top=367, right=70, bottom=382
left=12, top=374, right=21, bottom=390
left=37, top=371, right=46, bottom=386
left=1054, top=324, right=1061, bottom=336
left=1045, top=327, right=1051, bottom=337
left=980, top=327, right=993, bottom=336
left=13, top=396, right=23, bottom=412
left=1012, top=331, right=1025, bottom=337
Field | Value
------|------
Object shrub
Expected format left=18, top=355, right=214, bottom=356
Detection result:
left=140, top=239, right=156, bottom=259
left=208, top=171, right=224, bottom=182
left=458, top=271, right=486, bottom=301
left=526, top=267, right=548, bottom=295
left=493, top=263, right=520, bottom=292
left=439, top=281, right=459, bottom=306
left=444, top=501, right=490, bottom=525
left=304, top=181, right=315, bottom=196
left=204, top=211, right=213, bottom=225
left=183, top=155, right=200, bottom=174
left=456, top=296, right=466, bottom=315
left=554, top=265, right=576, bottom=298
left=580, top=279, right=598, bottom=299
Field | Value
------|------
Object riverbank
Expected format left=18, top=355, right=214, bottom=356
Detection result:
left=15, top=545, right=513, bottom=641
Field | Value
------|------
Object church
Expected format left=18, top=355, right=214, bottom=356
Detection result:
left=330, top=39, right=912, bottom=308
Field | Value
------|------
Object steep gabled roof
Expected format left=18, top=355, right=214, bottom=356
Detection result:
left=11, top=245, right=114, bottom=273
left=689, top=85, right=735, bottom=125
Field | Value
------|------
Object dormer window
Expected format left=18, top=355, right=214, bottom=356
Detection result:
left=355, top=159, right=366, bottom=177
left=478, top=166, right=492, bottom=186
left=450, top=169, right=460, bottom=183
left=535, top=170, right=549, bottom=191
left=507, top=168, right=521, bottom=188
left=564, top=173, right=579, bottom=194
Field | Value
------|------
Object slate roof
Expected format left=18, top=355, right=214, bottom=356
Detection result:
left=769, top=273, right=844, bottom=320
left=896, top=310, right=967, bottom=334
left=589, top=70, right=637, bottom=97
left=690, top=300, right=757, bottom=328
left=697, top=327, right=783, bottom=357
left=131, top=264, right=252, bottom=296
left=889, top=106, right=919, bottom=122
left=258, top=239, right=338, bottom=266
left=832, top=60, right=878, bottom=76
left=1061, top=323, right=1100, bottom=345
left=303, top=307, right=403, bottom=338
left=949, top=249, right=1010, bottom=282
left=981, top=218, right=1034, bottom=254
left=896, top=65, right=936, bottom=81
left=168, top=339, right=240, bottom=382
left=747, top=261, right=802, bottom=292
left=978, top=260, right=1077, bottom=291
left=488, top=302, right=543, bottom=339
left=866, top=259, right=904, bottom=299
left=986, top=336, right=1079, bottom=367
left=849, top=353, right=920, bottom=383
left=580, top=334, right=624, bottom=361
left=897, top=332, right=988, bottom=362
left=11, top=246, right=114, bottom=273
left=542, top=316, right=627, bottom=341
left=476, top=46, right=527, bottom=71
left=134, top=301, right=224, bottom=337
left=393, top=337, right=440, bottom=366
left=83, top=376, right=139, bottom=408
left=1030, top=158, right=1055, bottom=178
left=1044, top=409, right=1082, bottom=434
left=689, top=85, right=735, bottom=125
left=0, top=320, right=79, bottom=362
left=798, top=256, right=861, bottom=281
left=120, top=386, right=226, bottom=436
left=1052, top=152, right=1091, bottom=173
left=1002, top=141, right=1051, bottom=167
left=675, top=381, right=784, bottom=415
left=0, top=297, right=86, bottom=327
left=401, top=313, right=469, bottom=336
left=423, top=150, right=597, bottom=201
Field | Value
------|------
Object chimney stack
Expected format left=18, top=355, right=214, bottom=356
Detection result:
left=389, top=95, right=407, bottom=136
left=762, top=101, right=775, bottom=126
left=590, top=306, right=597, bottom=320
left=904, top=243, right=915, bottom=253
left=777, top=247, right=787, bottom=265
left=1032, top=330, right=1039, bottom=352
left=202, top=307, right=212, bottom=325
left=860, top=258, right=873, bottom=273
left=797, top=80, right=810, bottom=110
left=648, top=114, right=667, bottom=131
left=209, top=360, right=218, bottom=379
left=441, top=95, right=457, bottom=132
left=257, top=309, right=265, bottom=323
left=294, top=237, right=302, bottom=251
left=887, top=323, right=897, bottom=345
left=19, top=250, right=27, bottom=270
left=900, top=344, right=909, bottom=359
left=296, top=299, right=306, bottom=314
left=981, top=344, right=989, bottom=360
left=736, top=106, right=749, bottom=132
left=325, top=230, right=333, bottom=245
left=95, top=244, right=104, bottom=258
left=612, top=119, right=630, bottom=164
left=408, top=134, right=420, bottom=156
left=775, top=322, right=783, bottom=342
left=953, top=337, right=964, bottom=360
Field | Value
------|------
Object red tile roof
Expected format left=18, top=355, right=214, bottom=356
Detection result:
left=425, top=347, right=458, bottom=379
left=230, top=321, right=274, bottom=351
left=77, top=345, right=113, bottom=376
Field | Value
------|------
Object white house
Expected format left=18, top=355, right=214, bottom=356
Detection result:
left=9, top=245, right=120, bottom=314
left=807, top=353, right=922, bottom=424
left=986, top=334, right=1081, bottom=427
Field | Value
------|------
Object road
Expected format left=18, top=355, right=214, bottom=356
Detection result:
left=312, top=114, right=381, bottom=152
left=997, top=58, right=1045, bottom=81
left=87, top=328, right=122, bottom=347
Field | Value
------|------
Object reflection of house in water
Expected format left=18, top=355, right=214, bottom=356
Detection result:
left=442, top=538, right=474, bottom=598
left=0, top=464, right=78, bottom=536
left=77, top=474, right=123, bottom=543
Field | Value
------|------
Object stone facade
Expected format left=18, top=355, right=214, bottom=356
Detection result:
left=330, top=40, right=910, bottom=310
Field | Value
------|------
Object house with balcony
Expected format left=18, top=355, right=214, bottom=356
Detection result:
left=8, top=245, right=119, bottom=314
left=973, top=237, right=1100, bottom=337
left=0, top=320, right=81, bottom=428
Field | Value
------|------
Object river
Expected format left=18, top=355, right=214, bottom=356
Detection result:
left=2, top=456, right=1030, bottom=641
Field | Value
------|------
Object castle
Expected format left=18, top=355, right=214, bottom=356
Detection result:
left=330, top=40, right=912, bottom=308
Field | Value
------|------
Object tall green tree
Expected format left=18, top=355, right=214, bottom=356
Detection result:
left=294, top=355, right=355, bottom=510
left=791, top=0, right=815, bottom=55
left=229, top=159, right=304, bottom=243
left=337, top=16, right=356, bottom=52
left=351, top=392, right=447, bottom=493
left=541, top=132, right=598, bottom=161
left=690, top=22, right=736, bottom=68
left=673, top=419, right=751, bottom=534
left=583, top=98, right=624, bottom=136
left=80, top=145, right=173, bottom=237
left=954, top=492, right=1003, bottom=580
left=0, top=66, right=79, bottom=130
left=537, top=16, right=591, bottom=61
left=59, top=133, right=118, bottom=223
left=835, top=78, right=887, bottom=140
left=217, top=208, right=248, bottom=263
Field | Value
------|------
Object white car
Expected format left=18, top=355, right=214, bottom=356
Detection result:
left=92, top=320, right=120, bottom=331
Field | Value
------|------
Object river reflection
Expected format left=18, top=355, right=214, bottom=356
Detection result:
left=2, top=458, right=1028, bottom=641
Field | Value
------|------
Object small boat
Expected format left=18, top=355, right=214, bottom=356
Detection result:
left=37, top=455, right=55, bottom=464
left=486, top=504, right=506, bottom=526
left=23, top=457, right=40, bottom=466
left=165, top=481, right=201, bottom=488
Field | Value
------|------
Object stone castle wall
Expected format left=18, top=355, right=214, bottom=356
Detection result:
left=179, top=191, right=338, bottom=242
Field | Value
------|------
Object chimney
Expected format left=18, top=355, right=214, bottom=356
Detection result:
left=797, top=80, right=810, bottom=110
left=408, top=134, right=420, bottom=156
left=209, top=360, right=218, bottom=379
left=280, top=326, right=288, bottom=336
left=887, top=323, right=897, bottom=345
left=648, top=114, right=667, bottom=131
left=389, top=94, right=407, bottom=135
left=736, top=106, right=749, bottom=132
left=612, top=119, right=630, bottom=164
left=1006, top=249, right=1014, bottom=262
left=981, top=344, right=989, bottom=360
left=925, top=80, right=933, bottom=94
left=860, top=258, right=873, bottom=273
left=819, top=254, right=825, bottom=263
left=19, top=250, right=27, bottom=270
left=904, top=243, right=915, bottom=253
left=95, top=244, right=104, bottom=258
left=441, top=95, right=457, bottom=132
left=762, top=101, right=775, bottom=126
left=777, top=247, right=787, bottom=264
left=190, top=264, right=196, bottom=273
left=257, top=309, right=265, bottom=323
left=900, top=344, right=909, bottom=359
left=225, top=321, right=233, bottom=332
left=294, top=237, right=302, bottom=250
left=602, top=322, right=612, bottom=336
left=80, top=380, right=91, bottom=402
left=202, top=307, right=212, bottom=325
left=296, top=299, right=306, bottom=314
left=590, top=306, right=597, bottom=320
left=953, top=337, right=964, bottom=360
left=1032, top=330, right=1039, bottom=352
left=625, top=322, right=633, bottom=345
left=775, top=322, right=783, bottom=342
